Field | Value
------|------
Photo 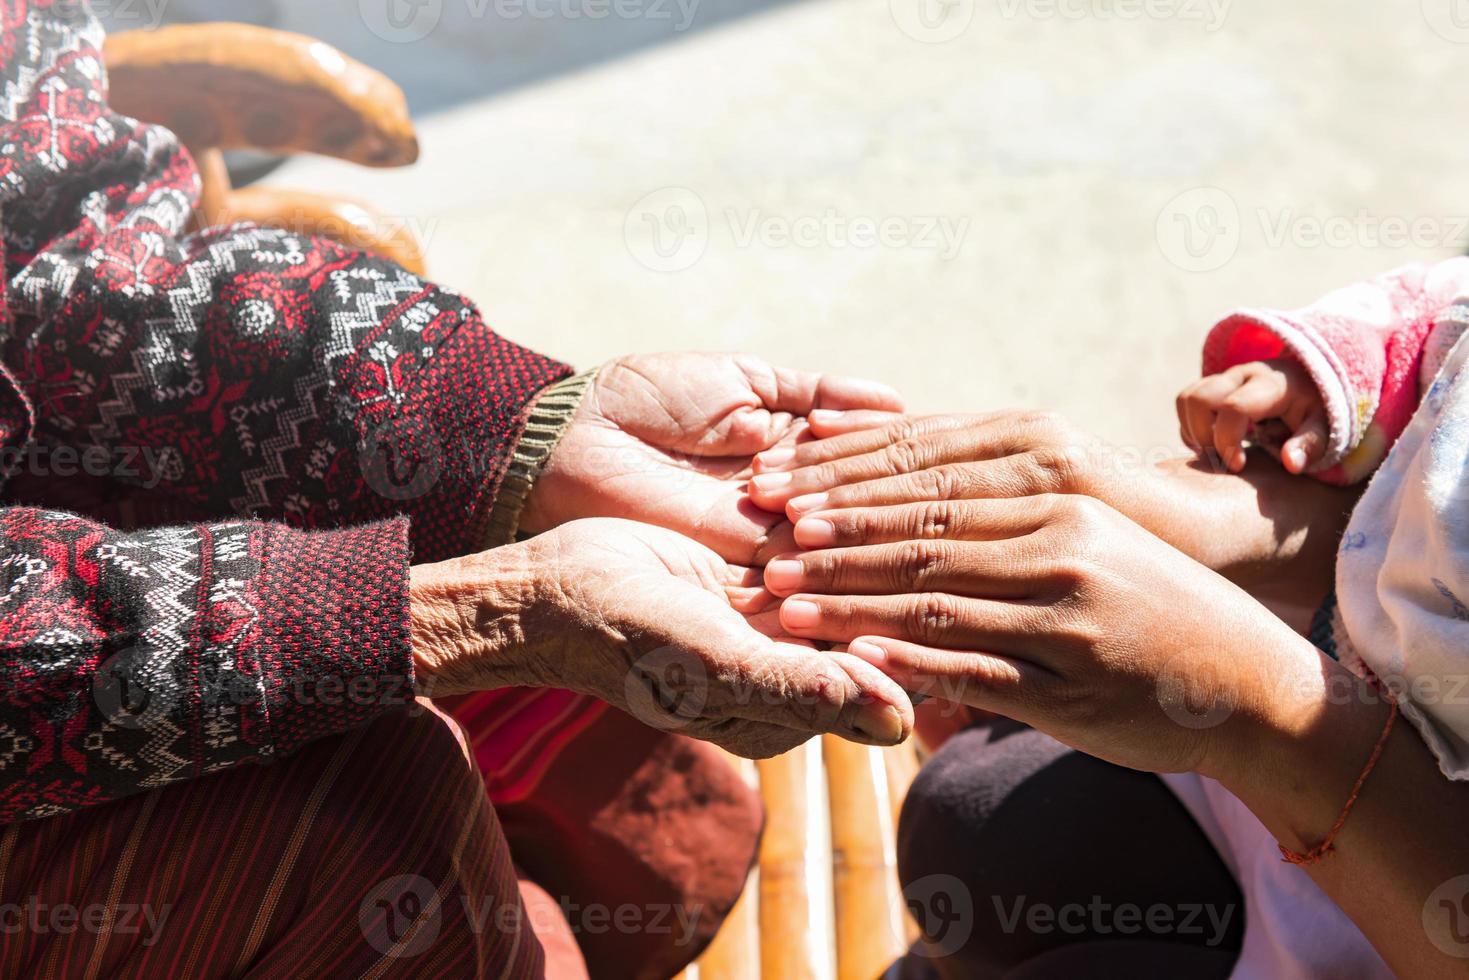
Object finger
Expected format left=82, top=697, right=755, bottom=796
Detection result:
left=1281, top=409, right=1329, bottom=474
left=763, top=539, right=1046, bottom=599
left=781, top=456, right=1065, bottom=520
left=777, top=591, right=1028, bottom=652
left=752, top=360, right=905, bottom=416
left=613, top=481, right=789, bottom=567
left=1212, top=406, right=1252, bottom=473
left=793, top=498, right=1052, bottom=549
left=752, top=417, right=1079, bottom=513
left=753, top=415, right=978, bottom=473
left=1176, top=384, right=1220, bottom=454
left=713, top=639, right=915, bottom=745
left=845, top=636, right=1033, bottom=715
left=752, top=518, right=799, bottom=567
left=751, top=428, right=1000, bottom=512
left=807, top=409, right=907, bottom=438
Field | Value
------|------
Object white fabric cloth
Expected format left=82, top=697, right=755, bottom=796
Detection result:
left=1161, top=310, right=1469, bottom=979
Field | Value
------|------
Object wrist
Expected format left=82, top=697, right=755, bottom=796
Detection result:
left=1202, top=632, right=1395, bottom=853
left=488, top=370, right=599, bottom=543
left=408, top=540, right=546, bottom=697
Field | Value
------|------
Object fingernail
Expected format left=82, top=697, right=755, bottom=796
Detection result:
left=854, top=703, right=906, bottom=744
left=788, top=492, right=829, bottom=516
left=848, top=639, right=887, bottom=668
left=756, top=447, right=795, bottom=469
left=795, top=518, right=836, bottom=548
left=1284, top=445, right=1305, bottom=471
left=763, top=559, right=804, bottom=592
left=810, top=409, right=844, bottom=424
left=751, top=473, right=792, bottom=494
left=781, top=598, right=822, bottom=629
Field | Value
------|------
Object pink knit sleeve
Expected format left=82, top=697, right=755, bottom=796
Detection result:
left=1201, top=259, right=1469, bottom=484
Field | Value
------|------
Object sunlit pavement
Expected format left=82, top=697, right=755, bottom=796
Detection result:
left=253, top=0, right=1468, bottom=451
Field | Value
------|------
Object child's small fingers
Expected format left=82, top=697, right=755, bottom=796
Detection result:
left=1176, top=392, right=1217, bottom=452
left=1282, top=410, right=1329, bottom=474
left=1212, top=407, right=1251, bottom=473
left=1220, top=371, right=1292, bottom=421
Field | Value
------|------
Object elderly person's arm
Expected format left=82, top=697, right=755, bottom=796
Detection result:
left=0, top=0, right=914, bottom=823
left=0, top=503, right=911, bottom=823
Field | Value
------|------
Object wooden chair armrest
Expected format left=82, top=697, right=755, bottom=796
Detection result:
left=105, top=23, right=418, bottom=166
left=217, top=187, right=427, bottom=275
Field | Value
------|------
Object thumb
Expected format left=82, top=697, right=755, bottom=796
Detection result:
left=1282, top=410, right=1330, bottom=474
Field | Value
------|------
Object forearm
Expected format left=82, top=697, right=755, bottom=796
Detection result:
left=0, top=511, right=415, bottom=822
left=1208, top=640, right=1469, bottom=976
left=408, top=540, right=544, bottom=697
left=1126, top=456, right=1359, bottom=599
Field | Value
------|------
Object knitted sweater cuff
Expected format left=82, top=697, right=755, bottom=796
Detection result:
left=484, top=369, right=598, bottom=547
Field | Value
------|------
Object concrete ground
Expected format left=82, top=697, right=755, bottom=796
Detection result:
left=251, top=0, right=1469, bottom=454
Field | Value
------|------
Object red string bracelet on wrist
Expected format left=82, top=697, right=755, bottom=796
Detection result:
left=1278, top=695, right=1399, bottom=867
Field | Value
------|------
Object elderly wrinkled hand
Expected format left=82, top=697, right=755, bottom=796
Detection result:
left=520, top=352, right=904, bottom=566
left=410, top=517, right=914, bottom=759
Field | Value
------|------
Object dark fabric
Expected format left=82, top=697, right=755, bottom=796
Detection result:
left=0, top=0, right=571, bottom=820
left=0, top=704, right=546, bottom=979
left=897, top=720, right=1243, bottom=980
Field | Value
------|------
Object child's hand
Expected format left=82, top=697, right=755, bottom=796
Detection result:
left=1176, top=357, right=1327, bottom=474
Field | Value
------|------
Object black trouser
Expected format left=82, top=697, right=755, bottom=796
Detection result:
left=896, top=720, right=1245, bottom=980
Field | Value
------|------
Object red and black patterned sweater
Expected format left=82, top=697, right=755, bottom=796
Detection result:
left=0, top=0, right=573, bottom=821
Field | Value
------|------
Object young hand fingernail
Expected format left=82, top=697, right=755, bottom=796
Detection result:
left=788, top=492, right=829, bottom=516
left=751, top=473, right=792, bottom=494
left=763, top=560, right=804, bottom=592
left=795, top=518, right=836, bottom=548
left=847, top=639, right=887, bottom=668
left=756, top=447, right=795, bottom=470
left=781, top=598, right=822, bottom=629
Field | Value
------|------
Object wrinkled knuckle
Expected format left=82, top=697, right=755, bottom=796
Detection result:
left=1029, top=446, right=1081, bottom=492
left=911, top=466, right=952, bottom=501
left=896, top=540, right=947, bottom=591
left=916, top=501, right=953, bottom=539
left=883, top=438, right=925, bottom=475
left=910, top=592, right=961, bottom=645
left=891, top=418, right=923, bottom=442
